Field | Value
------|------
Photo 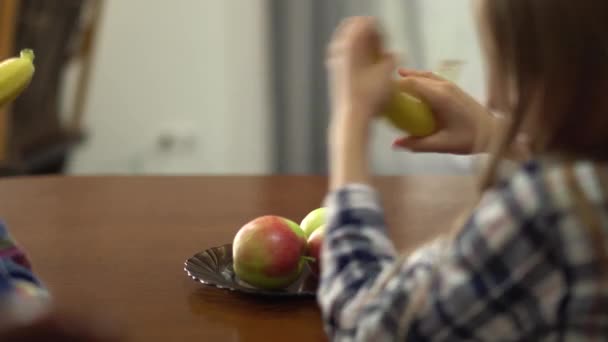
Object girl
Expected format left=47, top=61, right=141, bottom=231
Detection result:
left=320, top=1, right=608, bottom=341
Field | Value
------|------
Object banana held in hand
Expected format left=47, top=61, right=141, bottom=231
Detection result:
left=383, top=89, right=436, bottom=137
left=0, top=49, right=35, bottom=108
left=381, top=60, right=464, bottom=137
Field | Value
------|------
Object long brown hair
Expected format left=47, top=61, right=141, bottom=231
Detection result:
left=480, top=0, right=608, bottom=189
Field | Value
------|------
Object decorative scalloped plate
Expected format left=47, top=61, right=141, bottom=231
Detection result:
left=184, top=244, right=317, bottom=297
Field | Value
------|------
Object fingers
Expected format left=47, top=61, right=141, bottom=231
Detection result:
left=398, top=68, right=444, bottom=81
left=392, top=131, right=454, bottom=153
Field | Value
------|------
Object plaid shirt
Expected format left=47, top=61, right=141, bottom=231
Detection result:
left=0, top=221, right=48, bottom=327
left=319, top=160, right=608, bottom=341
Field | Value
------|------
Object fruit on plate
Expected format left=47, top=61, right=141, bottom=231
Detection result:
left=0, top=49, right=35, bottom=108
left=232, top=215, right=307, bottom=290
left=306, top=224, right=325, bottom=277
left=300, top=207, right=327, bottom=238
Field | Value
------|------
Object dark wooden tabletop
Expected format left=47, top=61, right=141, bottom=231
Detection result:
left=0, top=176, right=474, bottom=341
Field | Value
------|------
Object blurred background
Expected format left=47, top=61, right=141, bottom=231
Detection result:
left=0, top=0, right=484, bottom=176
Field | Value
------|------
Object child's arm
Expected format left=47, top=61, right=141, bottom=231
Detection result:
left=393, top=69, right=531, bottom=162
left=319, top=165, right=566, bottom=340
left=321, top=18, right=561, bottom=340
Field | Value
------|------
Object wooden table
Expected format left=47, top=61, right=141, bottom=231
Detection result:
left=0, top=176, right=474, bottom=341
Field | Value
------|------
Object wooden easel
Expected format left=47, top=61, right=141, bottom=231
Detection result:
left=69, top=0, right=103, bottom=133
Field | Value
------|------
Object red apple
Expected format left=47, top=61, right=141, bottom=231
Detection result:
left=306, top=225, right=325, bottom=277
left=232, top=215, right=307, bottom=290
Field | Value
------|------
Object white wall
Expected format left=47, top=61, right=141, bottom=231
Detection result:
left=416, top=0, right=485, bottom=99
left=66, top=0, right=484, bottom=175
left=66, top=0, right=272, bottom=174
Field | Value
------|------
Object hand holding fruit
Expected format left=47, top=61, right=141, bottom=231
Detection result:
left=326, top=17, right=442, bottom=189
left=327, top=17, right=438, bottom=136
left=392, top=68, right=495, bottom=154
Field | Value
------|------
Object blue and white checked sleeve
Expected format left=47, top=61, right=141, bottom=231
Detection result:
left=318, top=165, right=573, bottom=341
left=0, top=221, right=49, bottom=328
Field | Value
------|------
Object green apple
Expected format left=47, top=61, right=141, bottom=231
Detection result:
left=300, top=207, right=327, bottom=238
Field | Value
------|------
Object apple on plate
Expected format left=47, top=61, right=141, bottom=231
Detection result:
left=232, top=215, right=307, bottom=290
left=300, top=207, right=327, bottom=238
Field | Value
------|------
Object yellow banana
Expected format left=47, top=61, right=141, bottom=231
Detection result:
left=383, top=90, right=436, bottom=137
left=0, top=49, right=35, bottom=108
